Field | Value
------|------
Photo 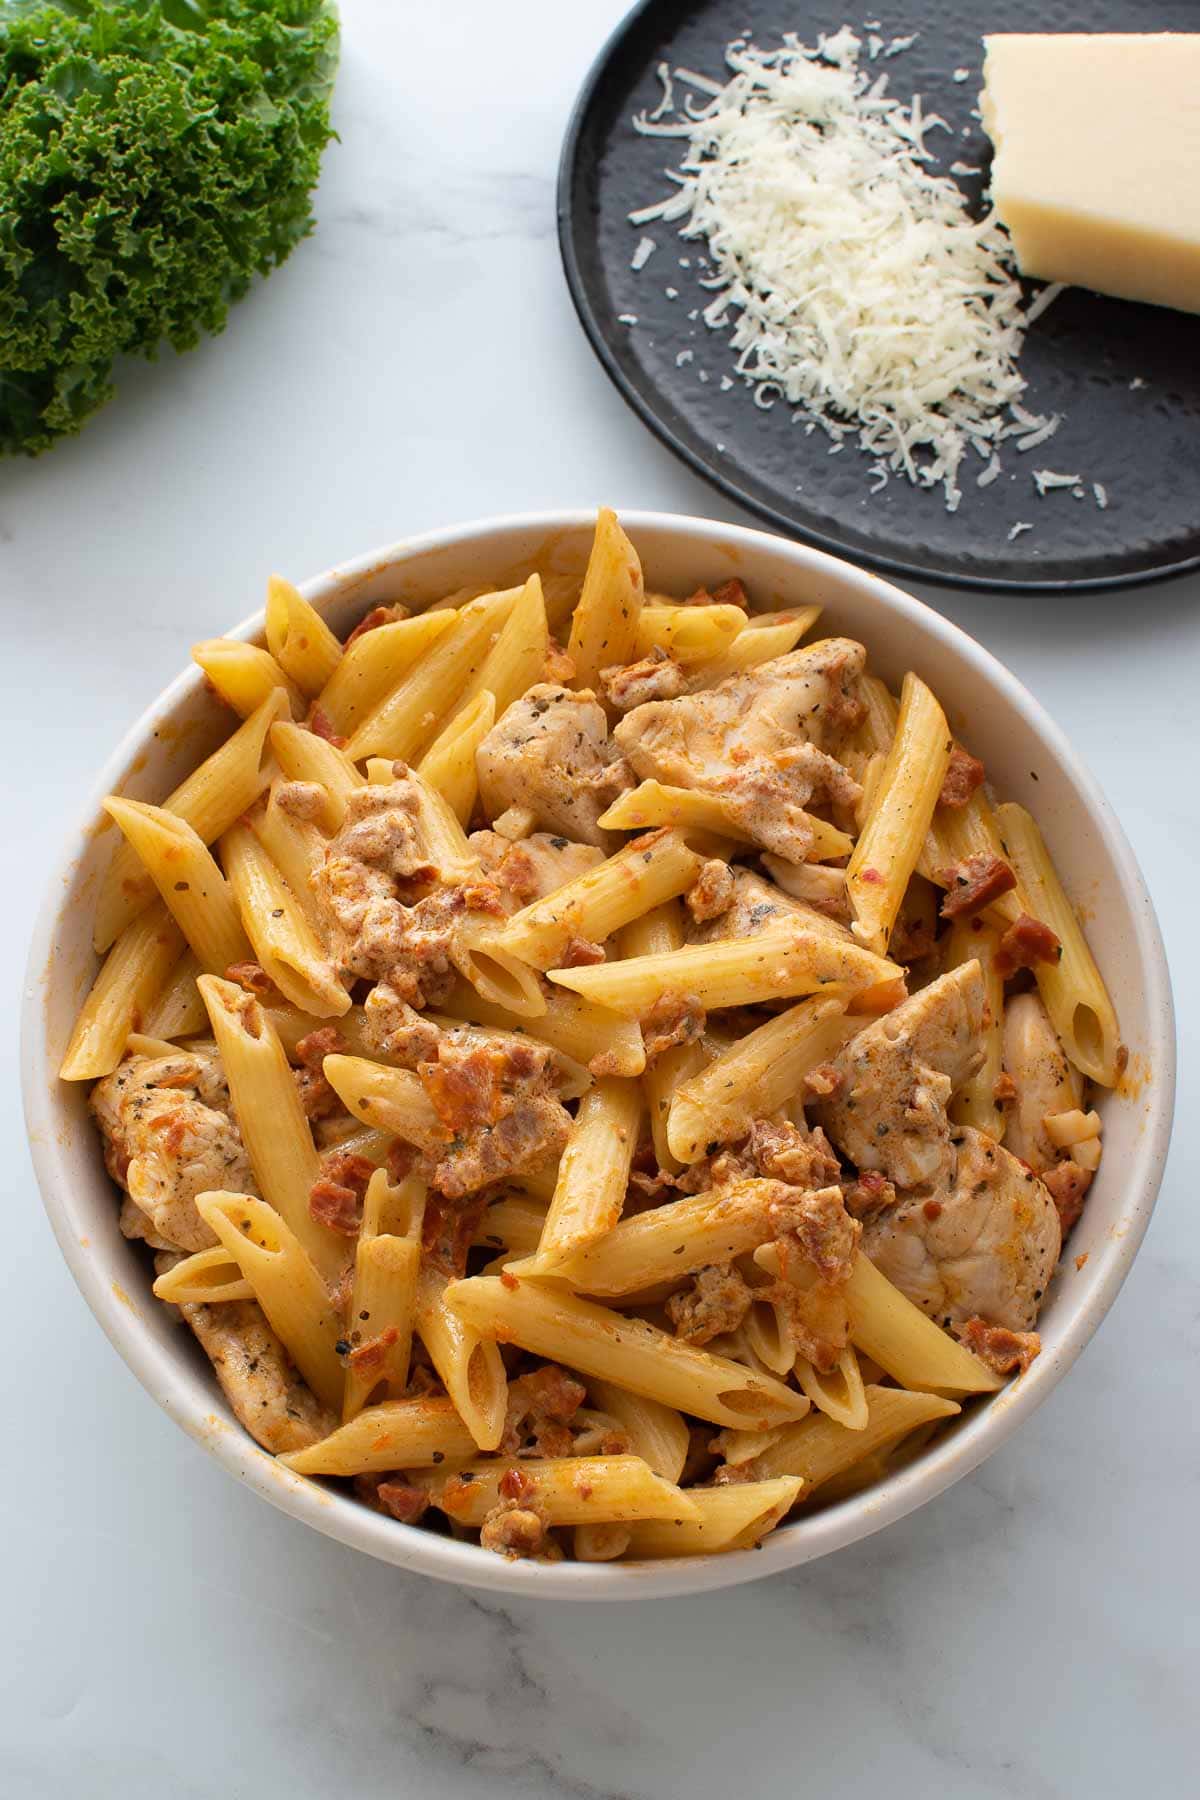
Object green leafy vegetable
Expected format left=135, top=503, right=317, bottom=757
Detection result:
left=0, top=0, right=339, bottom=454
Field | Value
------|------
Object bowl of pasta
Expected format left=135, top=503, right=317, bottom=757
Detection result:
left=24, top=508, right=1173, bottom=1598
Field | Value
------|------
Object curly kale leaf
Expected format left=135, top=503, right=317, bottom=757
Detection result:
left=0, top=0, right=339, bottom=454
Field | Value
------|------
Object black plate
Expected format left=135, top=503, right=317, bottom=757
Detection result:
left=559, top=0, right=1200, bottom=591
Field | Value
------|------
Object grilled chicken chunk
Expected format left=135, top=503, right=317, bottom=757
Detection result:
left=174, top=1288, right=335, bottom=1453
left=688, top=868, right=853, bottom=947
left=92, top=1049, right=256, bottom=1253
left=817, top=962, right=988, bottom=1189
left=469, top=829, right=604, bottom=908
left=861, top=1128, right=1061, bottom=1331
left=613, top=639, right=865, bottom=861
left=475, top=684, right=632, bottom=848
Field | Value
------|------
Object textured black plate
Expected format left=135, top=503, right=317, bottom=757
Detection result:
left=559, top=0, right=1200, bottom=591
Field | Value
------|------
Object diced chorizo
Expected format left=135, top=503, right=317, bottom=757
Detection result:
left=938, top=747, right=986, bottom=808
left=957, top=1316, right=1041, bottom=1376
left=938, top=854, right=1017, bottom=919
left=994, top=912, right=1063, bottom=979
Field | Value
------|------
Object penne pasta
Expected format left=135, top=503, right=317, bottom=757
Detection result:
left=623, top=1476, right=803, bottom=1558
left=996, top=803, right=1122, bottom=1086
left=945, top=916, right=1006, bottom=1139
left=346, top=588, right=520, bottom=762
left=59, top=902, right=184, bottom=1080
left=270, top=720, right=364, bottom=830
left=151, top=1246, right=255, bottom=1304
left=794, top=1344, right=869, bottom=1431
left=264, top=574, right=343, bottom=697
left=198, top=975, right=347, bottom=1282
left=552, top=1179, right=784, bottom=1297
left=416, top=1263, right=508, bottom=1451
left=686, top=605, right=822, bottom=688
left=313, top=610, right=458, bottom=737
left=921, top=788, right=1024, bottom=926
left=251, top=786, right=326, bottom=930
left=94, top=688, right=287, bottom=952
left=520, top=1078, right=641, bottom=1270
left=221, top=822, right=349, bottom=1017
left=191, top=638, right=304, bottom=720
left=196, top=1192, right=344, bottom=1412
left=341, top=1170, right=422, bottom=1422
left=103, top=797, right=252, bottom=976
left=598, top=780, right=853, bottom=862
left=140, top=948, right=207, bottom=1041
left=743, top=1384, right=962, bottom=1493
left=846, top=672, right=952, bottom=956
left=547, top=926, right=902, bottom=1017
left=474, top=1193, right=550, bottom=1260
left=491, top=829, right=702, bottom=971
left=843, top=1254, right=1003, bottom=1396
left=636, top=602, right=746, bottom=666
left=455, top=572, right=549, bottom=719
left=280, top=1394, right=479, bottom=1476
left=438, top=978, right=645, bottom=1079
left=617, top=901, right=700, bottom=1173
left=322, top=1054, right=445, bottom=1148
left=667, top=995, right=862, bottom=1162
left=426, top=1456, right=700, bottom=1527
left=416, top=689, right=496, bottom=825
left=567, top=507, right=644, bottom=690
left=585, top=1380, right=690, bottom=1483
left=446, top=1277, right=811, bottom=1430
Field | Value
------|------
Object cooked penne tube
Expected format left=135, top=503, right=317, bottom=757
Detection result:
left=455, top=572, right=549, bottom=719
left=636, top=602, right=746, bottom=665
left=574, top=1524, right=632, bottom=1561
left=847, top=673, right=952, bottom=956
left=251, top=787, right=325, bottom=930
left=438, top=978, right=645, bottom=1078
left=687, top=605, right=822, bottom=688
left=667, top=995, right=861, bottom=1162
left=623, top=1477, right=803, bottom=1558
left=270, top=720, right=364, bottom=830
left=921, top=788, right=1024, bottom=925
left=280, top=1394, right=479, bottom=1476
left=264, top=574, right=343, bottom=697
left=94, top=688, right=287, bottom=952
left=519, top=1078, right=641, bottom=1270
left=427, top=1456, right=700, bottom=1527
left=446, top=1277, right=811, bottom=1429
left=996, top=802, right=1121, bottom=1086
left=945, top=917, right=1006, bottom=1139
left=221, top=822, right=349, bottom=1016
left=567, top=507, right=644, bottom=690
left=415, top=689, right=496, bottom=825
left=795, top=1344, right=869, bottom=1431
left=196, top=1192, right=344, bottom=1412
left=59, top=902, right=185, bottom=1080
left=313, top=609, right=457, bottom=736
left=191, top=638, right=304, bottom=720
left=140, top=948, right=207, bottom=1041
left=743, top=1385, right=962, bottom=1492
left=322, top=1055, right=445, bottom=1148
left=598, top=781, right=853, bottom=862
left=585, top=1380, right=690, bottom=1483
left=416, top=1264, right=508, bottom=1451
left=474, top=1194, right=549, bottom=1259
left=103, top=797, right=252, bottom=976
left=341, top=1228, right=420, bottom=1421
left=151, top=1246, right=255, bottom=1304
left=347, top=588, right=520, bottom=762
left=547, top=926, right=901, bottom=1016
left=198, top=975, right=346, bottom=1282
left=490, top=830, right=702, bottom=971
left=552, top=1179, right=783, bottom=1297
left=843, top=1254, right=1003, bottom=1395
left=617, top=901, right=699, bottom=1172
left=450, top=929, right=549, bottom=1020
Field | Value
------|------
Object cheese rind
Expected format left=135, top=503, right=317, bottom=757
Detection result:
left=981, top=33, right=1200, bottom=315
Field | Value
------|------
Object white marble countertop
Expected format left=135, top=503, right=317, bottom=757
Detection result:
left=3, top=3, right=1196, bottom=1794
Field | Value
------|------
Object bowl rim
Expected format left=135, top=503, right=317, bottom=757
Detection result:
left=21, top=507, right=1176, bottom=1602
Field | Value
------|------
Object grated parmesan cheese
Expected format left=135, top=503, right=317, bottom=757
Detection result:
left=631, top=235, right=657, bottom=271
left=1033, top=468, right=1082, bottom=495
left=630, top=29, right=1060, bottom=510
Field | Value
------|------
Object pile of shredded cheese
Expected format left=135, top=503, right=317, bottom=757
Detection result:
left=630, top=27, right=1060, bottom=511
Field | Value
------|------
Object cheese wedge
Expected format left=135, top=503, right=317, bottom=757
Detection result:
left=981, top=33, right=1200, bottom=314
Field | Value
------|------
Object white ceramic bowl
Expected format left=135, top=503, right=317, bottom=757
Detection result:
left=22, top=510, right=1175, bottom=1601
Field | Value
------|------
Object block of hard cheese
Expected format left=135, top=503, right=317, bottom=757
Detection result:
left=981, top=33, right=1200, bottom=314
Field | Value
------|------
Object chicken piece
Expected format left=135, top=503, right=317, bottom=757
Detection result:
left=667, top=1264, right=754, bottom=1345
left=1002, top=992, right=1084, bottom=1172
left=418, top=1036, right=572, bottom=1200
left=861, top=1128, right=1062, bottom=1331
left=689, top=868, right=852, bottom=947
left=92, top=1049, right=255, bottom=1253
left=176, top=1290, right=335, bottom=1453
left=761, top=855, right=851, bottom=922
left=475, top=684, right=633, bottom=848
left=613, top=639, right=865, bottom=860
left=360, top=984, right=442, bottom=1065
left=469, top=829, right=605, bottom=909
left=599, top=649, right=687, bottom=712
left=312, top=780, right=502, bottom=1007
left=499, top=1364, right=587, bottom=1459
left=816, top=962, right=988, bottom=1189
